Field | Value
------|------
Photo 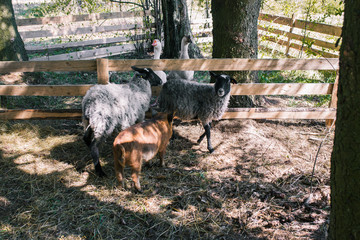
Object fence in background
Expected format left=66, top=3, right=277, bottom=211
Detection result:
left=16, top=11, right=342, bottom=60
left=0, top=58, right=339, bottom=127
left=258, top=13, right=341, bottom=58
left=17, top=10, right=154, bottom=60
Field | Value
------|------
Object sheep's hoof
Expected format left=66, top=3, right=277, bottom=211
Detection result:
left=96, top=169, right=107, bottom=178
left=208, top=148, right=215, bottom=154
left=95, top=165, right=107, bottom=177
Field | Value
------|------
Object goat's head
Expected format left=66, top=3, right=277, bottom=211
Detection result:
left=131, top=66, right=163, bottom=86
left=210, top=72, right=235, bottom=98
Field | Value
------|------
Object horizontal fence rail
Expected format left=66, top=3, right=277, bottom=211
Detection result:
left=0, top=58, right=339, bottom=125
left=0, top=58, right=339, bottom=73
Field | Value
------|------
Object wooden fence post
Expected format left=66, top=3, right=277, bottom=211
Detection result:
left=96, top=58, right=109, bottom=84
left=285, top=14, right=296, bottom=57
left=325, top=70, right=339, bottom=128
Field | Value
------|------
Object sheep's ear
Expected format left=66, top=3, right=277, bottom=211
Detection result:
left=131, top=66, right=141, bottom=72
left=131, top=66, right=150, bottom=77
left=230, top=77, right=237, bottom=84
left=209, top=71, right=218, bottom=78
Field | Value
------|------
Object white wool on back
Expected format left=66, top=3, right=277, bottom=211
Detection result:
left=82, top=78, right=151, bottom=141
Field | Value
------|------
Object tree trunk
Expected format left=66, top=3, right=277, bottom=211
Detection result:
left=329, top=0, right=360, bottom=239
left=161, top=0, right=202, bottom=59
left=211, top=0, right=261, bottom=107
left=0, top=0, right=28, bottom=61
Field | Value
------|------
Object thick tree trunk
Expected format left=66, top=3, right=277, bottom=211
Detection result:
left=161, top=0, right=202, bottom=59
left=0, top=0, right=28, bottom=61
left=211, top=0, right=261, bottom=107
left=329, top=0, right=360, bottom=239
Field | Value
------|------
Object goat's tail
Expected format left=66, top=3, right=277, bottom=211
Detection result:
left=114, top=144, right=126, bottom=169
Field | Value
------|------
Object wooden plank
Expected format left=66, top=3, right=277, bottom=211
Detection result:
left=20, top=23, right=152, bottom=39
left=0, top=85, right=93, bottom=96
left=0, top=58, right=340, bottom=74
left=260, top=34, right=339, bottom=58
left=16, top=10, right=152, bottom=26
left=258, top=26, right=340, bottom=51
left=0, top=108, right=336, bottom=120
left=259, top=13, right=293, bottom=27
left=294, top=19, right=342, bottom=37
left=107, top=58, right=340, bottom=71
left=25, top=35, right=148, bottom=52
left=230, top=83, right=333, bottom=96
left=0, top=109, right=82, bottom=120
left=30, top=44, right=136, bottom=61
left=97, top=58, right=109, bottom=84
left=259, top=13, right=342, bottom=37
left=223, top=107, right=336, bottom=120
left=326, top=71, right=339, bottom=127
left=0, top=60, right=96, bottom=73
left=285, top=14, right=296, bottom=56
left=0, top=83, right=333, bottom=97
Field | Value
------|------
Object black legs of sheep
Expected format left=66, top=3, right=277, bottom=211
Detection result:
left=83, top=127, right=106, bottom=177
left=197, top=123, right=214, bottom=153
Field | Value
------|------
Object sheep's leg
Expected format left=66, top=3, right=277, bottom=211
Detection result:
left=197, top=123, right=212, bottom=144
left=204, top=123, right=214, bottom=153
left=89, top=140, right=107, bottom=177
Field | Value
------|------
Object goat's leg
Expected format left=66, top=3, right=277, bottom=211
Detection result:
left=113, top=147, right=125, bottom=188
left=204, top=123, right=214, bottom=153
left=197, top=123, right=212, bottom=144
left=89, top=140, right=106, bottom=177
left=158, top=150, right=166, bottom=167
left=131, top=166, right=142, bottom=192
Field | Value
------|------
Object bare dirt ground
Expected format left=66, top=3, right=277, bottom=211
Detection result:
left=0, top=114, right=333, bottom=239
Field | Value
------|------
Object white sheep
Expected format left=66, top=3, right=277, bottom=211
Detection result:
left=167, top=35, right=194, bottom=81
left=158, top=71, right=235, bottom=153
left=82, top=66, right=162, bottom=177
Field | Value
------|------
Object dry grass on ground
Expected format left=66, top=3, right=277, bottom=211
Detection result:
left=0, top=115, right=333, bottom=239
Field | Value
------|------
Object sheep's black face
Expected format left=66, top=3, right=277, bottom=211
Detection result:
left=145, top=68, right=163, bottom=86
left=211, top=73, right=233, bottom=98
left=131, top=66, right=162, bottom=86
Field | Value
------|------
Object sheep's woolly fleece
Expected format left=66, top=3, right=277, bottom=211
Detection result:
left=158, top=78, right=230, bottom=125
left=82, top=80, right=151, bottom=141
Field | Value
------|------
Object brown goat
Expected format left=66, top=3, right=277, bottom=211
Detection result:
left=113, top=112, right=174, bottom=191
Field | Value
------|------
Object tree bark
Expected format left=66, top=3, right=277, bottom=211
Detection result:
left=161, top=0, right=202, bottom=59
left=211, top=0, right=261, bottom=107
left=0, top=0, right=28, bottom=61
left=329, top=0, right=360, bottom=239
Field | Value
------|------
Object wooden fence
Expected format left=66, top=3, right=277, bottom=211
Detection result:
left=17, top=10, right=154, bottom=60
left=16, top=10, right=342, bottom=60
left=0, top=58, right=339, bottom=127
left=258, top=13, right=341, bottom=58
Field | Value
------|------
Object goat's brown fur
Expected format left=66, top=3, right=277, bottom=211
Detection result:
left=113, top=112, right=174, bottom=191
